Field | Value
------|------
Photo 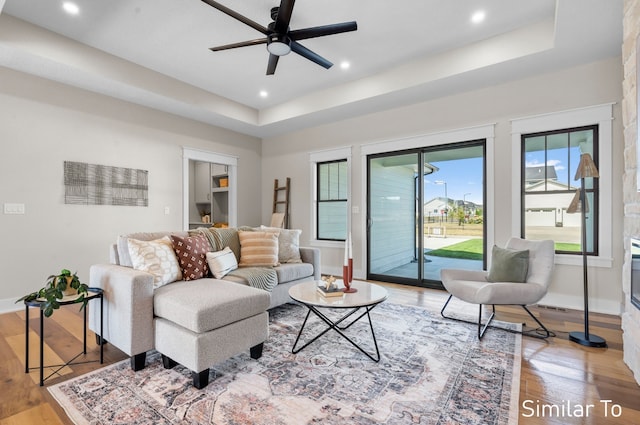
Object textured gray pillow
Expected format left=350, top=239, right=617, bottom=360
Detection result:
left=486, top=245, right=529, bottom=283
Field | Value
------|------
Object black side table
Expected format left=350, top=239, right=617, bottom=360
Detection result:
left=24, top=287, right=104, bottom=386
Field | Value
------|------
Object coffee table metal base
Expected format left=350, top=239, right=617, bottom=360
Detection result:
left=291, top=303, right=382, bottom=362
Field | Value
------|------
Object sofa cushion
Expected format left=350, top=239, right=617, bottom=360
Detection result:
left=153, top=279, right=270, bottom=333
left=206, top=247, right=238, bottom=279
left=259, top=226, right=302, bottom=264
left=238, top=231, right=279, bottom=267
left=117, top=231, right=188, bottom=267
left=171, top=234, right=212, bottom=280
left=127, top=236, right=182, bottom=288
left=274, top=263, right=314, bottom=283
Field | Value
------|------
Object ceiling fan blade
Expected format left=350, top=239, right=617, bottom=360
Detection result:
left=209, top=38, right=267, bottom=52
left=201, top=0, right=269, bottom=35
left=291, top=41, right=333, bottom=69
left=266, top=54, right=280, bottom=75
left=289, top=21, right=358, bottom=41
left=274, top=0, right=295, bottom=33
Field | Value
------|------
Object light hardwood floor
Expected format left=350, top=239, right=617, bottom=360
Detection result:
left=1, top=282, right=639, bottom=424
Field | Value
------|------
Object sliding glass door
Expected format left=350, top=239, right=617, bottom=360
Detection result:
left=368, top=153, right=421, bottom=282
left=367, top=141, right=486, bottom=288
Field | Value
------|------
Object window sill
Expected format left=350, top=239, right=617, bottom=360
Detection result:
left=310, top=240, right=345, bottom=249
left=555, top=253, right=613, bottom=268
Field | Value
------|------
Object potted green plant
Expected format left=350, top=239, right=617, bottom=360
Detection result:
left=17, top=269, right=89, bottom=317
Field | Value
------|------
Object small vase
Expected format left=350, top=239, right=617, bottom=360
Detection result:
left=348, top=258, right=353, bottom=283
left=61, top=276, right=77, bottom=297
left=342, top=264, right=357, bottom=293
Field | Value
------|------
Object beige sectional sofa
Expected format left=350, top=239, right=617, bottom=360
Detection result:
left=88, top=227, right=320, bottom=387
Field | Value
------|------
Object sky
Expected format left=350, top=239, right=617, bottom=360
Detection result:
left=423, top=156, right=484, bottom=205
left=422, top=145, right=585, bottom=206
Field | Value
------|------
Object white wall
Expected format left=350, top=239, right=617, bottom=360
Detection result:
left=0, top=67, right=262, bottom=313
left=261, top=56, right=624, bottom=314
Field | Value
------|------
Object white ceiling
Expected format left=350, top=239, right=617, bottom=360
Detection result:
left=0, top=0, right=623, bottom=138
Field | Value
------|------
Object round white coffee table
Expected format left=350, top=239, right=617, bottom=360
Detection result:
left=288, top=280, right=388, bottom=362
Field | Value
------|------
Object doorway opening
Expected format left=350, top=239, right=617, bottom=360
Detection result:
left=182, top=148, right=237, bottom=231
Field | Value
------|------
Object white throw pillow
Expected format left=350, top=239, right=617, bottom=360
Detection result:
left=127, top=236, right=182, bottom=288
left=259, top=226, right=302, bottom=263
left=206, top=247, right=238, bottom=279
left=238, top=231, right=279, bottom=267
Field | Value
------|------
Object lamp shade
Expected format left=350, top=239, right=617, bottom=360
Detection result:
left=574, top=153, right=600, bottom=180
left=567, top=188, right=589, bottom=214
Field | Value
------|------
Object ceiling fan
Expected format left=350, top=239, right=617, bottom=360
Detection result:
left=201, top=0, right=357, bottom=75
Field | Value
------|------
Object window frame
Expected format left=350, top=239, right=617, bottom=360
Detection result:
left=520, top=125, right=599, bottom=256
left=511, top=103, right=613, bottom=268
left=309, top=147, right=352, bottom=246
left=316, top=159, right=349, bottom=241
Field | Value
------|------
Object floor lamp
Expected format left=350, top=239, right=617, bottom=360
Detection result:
left=566, top=153, right=607, bottom=348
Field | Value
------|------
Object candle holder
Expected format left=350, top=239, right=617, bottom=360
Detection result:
left=342, top=263, right=357, bottom=293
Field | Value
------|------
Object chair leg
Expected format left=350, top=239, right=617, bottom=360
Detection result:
left=441, top=295, right=495, bottom=339
left=440, top=294, right=454, bottom=319
left=250, top=342, right=264, bottom=359
left=130, top=352, right=146, bottom=371
left=521, top=305, right=551, bottom=338
left=477, top=304, right=495, bottom=339
left=193, top=369, right=209, bottom=389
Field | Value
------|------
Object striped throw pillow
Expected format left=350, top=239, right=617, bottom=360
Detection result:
left=238, top=231, right=279, bottom=267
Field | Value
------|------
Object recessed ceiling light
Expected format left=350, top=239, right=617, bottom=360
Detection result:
left=471, top=10, right=485, bottom=24
left=259, top=90, right=268, bottom=98
left=63, top=2, right=80, bottom=15
left=340, top=61, right=350, bottom=70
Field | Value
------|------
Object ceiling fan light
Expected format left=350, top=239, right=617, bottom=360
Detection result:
left=267, top=34, right=291, bottom=56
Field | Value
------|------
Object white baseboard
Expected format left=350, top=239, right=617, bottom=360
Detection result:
left=0, top=297, right=26, bottom=315
left=537, top=292, right=622, bottom=316
left=315, top=272, right=623, bottom=317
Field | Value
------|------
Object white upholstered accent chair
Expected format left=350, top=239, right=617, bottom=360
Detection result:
left=440, top=237, right=555, bottom=339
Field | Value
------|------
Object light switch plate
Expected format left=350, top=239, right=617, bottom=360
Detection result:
left=4, top=203, right=25, bottom=214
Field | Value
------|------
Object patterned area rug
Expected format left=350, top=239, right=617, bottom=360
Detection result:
left=49, top=302, right=521, bottom=424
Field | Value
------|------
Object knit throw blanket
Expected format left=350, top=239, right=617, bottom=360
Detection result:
left=225, top=267, right=278, bottom=292
left=192, top=227, right=278, bottom=292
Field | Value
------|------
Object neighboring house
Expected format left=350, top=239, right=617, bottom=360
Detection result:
left=523, top=179, right=580, bottom=228
left=523, top=165, right=581, bottom=228
left=525, top=165, right=558, bottom=184
left=423, top=197, right=481, bottom=220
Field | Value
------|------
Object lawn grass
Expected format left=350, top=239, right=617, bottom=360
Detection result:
left=555, top=242, right=580, bottom=252
left=426, top=239, right=581, bottom=260
left=426, top=239, right=483, bottom=261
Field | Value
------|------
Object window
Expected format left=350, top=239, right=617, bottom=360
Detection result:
left=309, top=146, right=351, bottom=244
left=317, top=159, right=348, bottom=240
left=521, top=125, right=598, bottom=255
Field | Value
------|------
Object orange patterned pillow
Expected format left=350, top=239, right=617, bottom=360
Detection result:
left=170, top=234, right=211, bottom=280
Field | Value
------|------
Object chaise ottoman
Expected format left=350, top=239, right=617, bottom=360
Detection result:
left=153, top=279, right=270, bottom=389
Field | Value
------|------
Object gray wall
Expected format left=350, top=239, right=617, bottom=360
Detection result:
left=0, top=67, right=262, bottom=312
left=261, top=56, right=624, bottom=314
